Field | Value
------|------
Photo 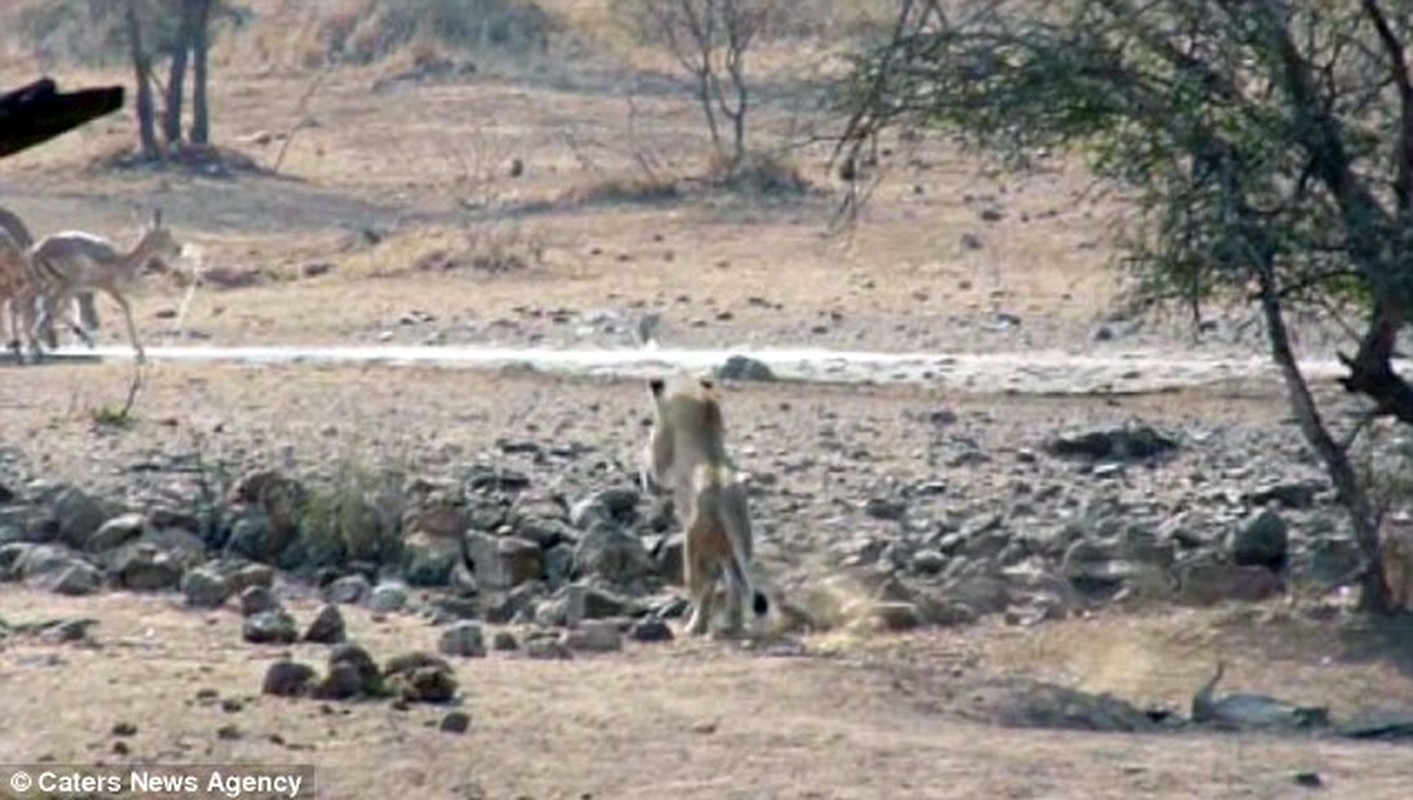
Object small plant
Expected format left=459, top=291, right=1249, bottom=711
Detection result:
left=89, top=404, right=135, bottom=429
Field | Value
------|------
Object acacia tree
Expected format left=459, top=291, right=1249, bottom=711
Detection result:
left=624, top=0, right=776, bottom=168
left=835, top=0, right=1413, bottom=613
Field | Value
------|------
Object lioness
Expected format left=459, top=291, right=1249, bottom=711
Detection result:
left=1382, top=516, right=1413, bottom=612
left=642, top=372, right=769, bottom=635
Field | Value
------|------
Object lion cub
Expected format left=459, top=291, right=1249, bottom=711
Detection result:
left=641, top=372, right=768, bottom=636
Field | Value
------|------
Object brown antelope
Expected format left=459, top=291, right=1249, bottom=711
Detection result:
left=0, top=204, right=100, bottom=361
left=28, top=209, right=181, bottom=364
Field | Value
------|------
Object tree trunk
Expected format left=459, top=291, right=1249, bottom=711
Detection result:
left=163, top=1, right=195, bottom=146
left=126, top=0, right=159, bottom=159
left=189, top=0, right=212, bottom=145
left=1254, top=254, right=1393, bottom=613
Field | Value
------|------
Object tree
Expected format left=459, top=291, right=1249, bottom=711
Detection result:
left=623, top=0, right=776, bottom=169
left=126, top=0, right=159, bottom=159
left=835, top=0, right=1413, bottom=613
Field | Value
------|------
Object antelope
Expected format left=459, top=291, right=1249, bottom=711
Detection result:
left=28, top=209, right=181, bottom=364
left=0, top=204, right=104, bottom=361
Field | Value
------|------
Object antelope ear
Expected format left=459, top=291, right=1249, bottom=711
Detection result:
left=648, top=378, right=666, bottom=398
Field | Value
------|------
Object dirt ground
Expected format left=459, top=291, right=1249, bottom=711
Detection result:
left=1, top=4, right=1411, bottom=797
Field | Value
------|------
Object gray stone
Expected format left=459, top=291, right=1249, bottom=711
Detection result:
left=368, top=581, right=410, bottom=613
left=262, top=660, right=317, bottom=697
left=110, top=543, right=183, bottom=591
left=238, top=584, right=280, bottom=616
left=565, top=583, right=639, bottom=625
left=630, top=618, right=674, bottom=643
left=1231, top=510, right=1289, bottom=571
left=303, top=604, right=346, bottom=644
left=50, top=486, right=110, bottom=550
left=563, top=620, right=622, bottom=652
left=401, top=531, right=459, bottom=587
left=87, top=512, right=148, bottom=553
left=47, top=561, right=104, bottom=596
left=572, top=522, right=651, bottom=583
left=181, top=567, right=233, bottom=609
left=463, top=532, right=542, bottom=590
left=438, top=621, right=487, bottom=658
left=324, top=574, right=372, bottom=605
left=243, top=610, right=299, bottom=645
left=1177, top=562, right=1282, bottom=605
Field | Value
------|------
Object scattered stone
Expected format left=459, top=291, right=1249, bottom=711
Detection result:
left=324, top=574, right=372, bottom=605
left=462, top=532, right=542, bottom=589
left=629, top=618, right=673, bottom=643
left=562, top=620, right=622, bottom=652
left=50, top=486, right=110, bottom=550
left=329, top=643, right=385, bottom=698
left=715, top=355, right=775, bottom=382
left=564, top=583, right=640, bottom=625
left=46, top=561, right=104, bottom=596
left=438, top=621, right=487, bottom=658
left=384, top=651, right=458, bottom=704
left=228, top=563, right=275, bottom=593
left=524, top=635, right=572, bottom=660
left=368, top=581, right=410, bottom=613
left=1230, top=510, right=1289, bottom=572
left=181, top=567, right=233, bottom=609
left=572, top=522, right=651, bottom=584
left=262, top=660, right=317, bottom=697
left=243, top=610, right=299, bottom=645
left=104, top=542, right=179, bottom=591
left=1292, top=772, right=1323, bottom=789
left=492, top=630, right=519, bottom=651
left=1176, top=562, right=1282, bottom=605
left=1044, top=425, right=1179, bottom=461
left=238, top=585, right=280, bottom=616
left=439, top=711, right=471, bottom=734
left=87, top=512, right=148, bottom=553
left=303, top=604, right=346, bottom=644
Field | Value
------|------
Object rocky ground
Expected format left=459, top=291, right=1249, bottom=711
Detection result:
left=1, top=5, right=1412, bottom=795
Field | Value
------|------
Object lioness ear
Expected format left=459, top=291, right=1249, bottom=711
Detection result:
left=648, top=378, right=666, bottom=397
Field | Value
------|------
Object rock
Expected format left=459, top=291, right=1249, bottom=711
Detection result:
left=303, top=604, right=346, bottom=644
left=439, top=711, right=471, bottom=734
left=225, top=469, right=307, bottom=562
left=109, top=543, right=183, bottom=591
left=651, top=534, right=685, bottom=582
left=49, top=486, right=111, bottom=550
left=911, top=549, right=947, bottom=575
left=368, top=581, right=410, bottom=613
left=329, top=643, right=385, bottom=697
left=262, top=660, right=317, bottom=697
left=243, top=610, right=299, bottom=645
left=1231, top=510, right=1289, bottom=572
left=1243, top=480, right=1324, bottom=510
left=181, top=567, right=233, bottom=609
left=630, top=618, right=674, bottom=643
left=941, top=575, right=1010, bottom=617
left=401, top=530, right=459, bottom=587
left=384, top=651, right=458, bottom=704
left=438, top=621, right=487, bottom=658
left=313, top=661, right=365, bottom=700
left=1192, top=663, right=1329, bottom=731
left=238, top=585, right=280, bottom=616
left=46, top=561, right=104, bottom=596
left=572, top=522, right=651, bottom=583
left=462, top=532, right=542, bottom=590
left=564, top=583, right=640, bottom=625
left=858, top=601, right=922, bottom=632
left=228, top=562, right=275, bottom=593
left=863, top=497, right=907, bottom=522
left=324, top=574, right=372, bottom=605
left=960, top=678, right=1159, bottom=733
left=1176, top=562, right=1282, bottom=605
left=492, top=630, right=518, bottom=651
left=87, top=512, right=148, bottom=553
left=562, top=620, right=622, bottom=652
left=1044, top=425, right=1179, bottom=461
left=524, top=635, right=572, bottom=660
left=715, top=355, right=775, bottom=382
